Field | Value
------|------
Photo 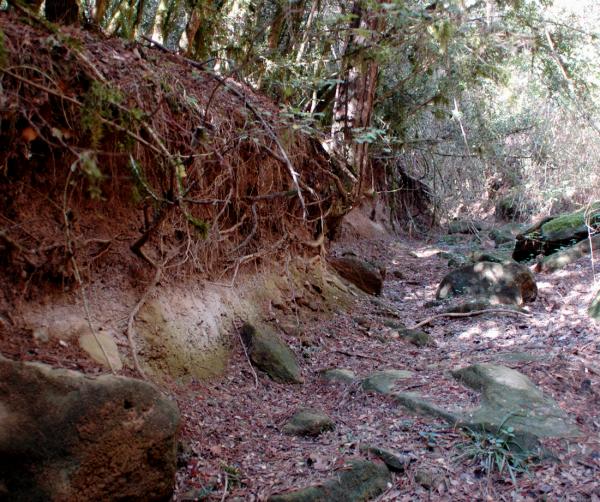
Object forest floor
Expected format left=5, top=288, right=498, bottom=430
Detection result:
left=171, top=226, right=600, bottom=501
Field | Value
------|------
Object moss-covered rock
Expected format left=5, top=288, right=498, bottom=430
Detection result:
left=361, top=369, right=412, bottom=394
left=268, top=459, right=391, bottom=502
left=0, top=355, right=180, bottom=501
left=436, top=261, right=537, bottom=306
left=452, top=364, right=580, bottom=439
left=489, top=223, right=524, bottom=246
left=539, top=234, right=600, bottom=273
left=513, top=203, right=600, bottom=262
left=240, top=323, right=302, bottom=384
left=282, top=408, right=334, bottom=436
left=398, top=329, right=436, bottom=348
left=360, top=445, right=411, bottom=472
left=319, top=368, right=356, bottom=384
left=448, top=219, right=485, bottom=234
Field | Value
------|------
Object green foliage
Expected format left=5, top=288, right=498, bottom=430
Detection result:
left=80, top=81, right=124, bottom=149
left=71, top=151, right=105, bottom=200
left=454, top=426, right=539, bottom=485
left=0, top=27, right=7, bottom=69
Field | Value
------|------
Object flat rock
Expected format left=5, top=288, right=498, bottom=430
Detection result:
left=268, top=459, right=391, bottom=502
left=362, top=369, right=412, bottom=394
left=282, top=408, right=334, bottom=436
left=328, top=256, right=384, bottom=295
left=448, top=219, right=484, bottom=234
left=539, top=234, right=600, bottom=273
left=360, top=445, right=411, bottom=472
left=0, top=355, right=180, bottom=501
left=398, top=329, right=435, bottom=348
left=320, top=368, right=356, bottom=384
left=241, top=323, right=302, bottom=384
left=436, top=261, right=537, bottom=305
left=79, top=331, right=123, bottom=370
left=452, top=363, right=580, bottom=439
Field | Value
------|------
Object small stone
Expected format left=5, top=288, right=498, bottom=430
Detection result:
left=320, top=368, right=356, bottom=384
left=398, top=329, right=436, bottom=348
left=360, top=445, right=411, bottom=472
left=79, top=331, right=123, bottom=370
left=414, top=469, right=439, bottom=489
left=282, top=408, right=334, bottom=437
left=362, top=369, right=412, bottom=395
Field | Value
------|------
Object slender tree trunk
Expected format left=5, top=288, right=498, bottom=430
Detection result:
left=330, top=0, right=381, bottom=195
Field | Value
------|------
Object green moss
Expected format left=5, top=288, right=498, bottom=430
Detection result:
left=541, top=202, right=600, bottom=239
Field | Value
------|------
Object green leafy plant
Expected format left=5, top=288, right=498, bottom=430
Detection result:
left=454, top=425, right=539, bottom=485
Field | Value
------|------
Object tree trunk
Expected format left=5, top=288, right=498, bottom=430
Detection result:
left=45, top=0, right=79, bottom=24
left=330, top=0, right=381, bottom=196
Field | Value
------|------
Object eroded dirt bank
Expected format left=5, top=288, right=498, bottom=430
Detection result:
left=167, top=218, right=600, bottom=501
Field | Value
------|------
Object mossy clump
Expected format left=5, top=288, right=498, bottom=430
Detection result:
left=541, top=202, right=600, bottom=241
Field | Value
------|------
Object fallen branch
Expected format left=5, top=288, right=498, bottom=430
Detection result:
left=333, top=349, right=386, bottom=363
left=237, top=326, right=259, bottom=388
left=412, top=308, right=532, bottom=329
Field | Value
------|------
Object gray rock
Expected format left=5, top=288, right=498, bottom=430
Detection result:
left=448, top=219, right=484, bottom=235
left=539, top=234, right=600, bottom=273
left=414, top=469, right=441, bottom=490
left=268, top=459, right=391, bottom=502
left=362, top=369, right=412, bottom=395
left=436, top=261, right=537, bottom=306
left=513, top=204, right=600, bottom=261
left=241, top=323, right=303, bottom=384
left=452, top=364, right=580, bottom=440
left=282, top=408, right=334, bottom=437
left=360, top=445, right=411, bottom=472
left=398, top=329, right=436, bottom=348
left=320, top=368, right=356, bottom=384
left=0, top=355, right=180, bottom=501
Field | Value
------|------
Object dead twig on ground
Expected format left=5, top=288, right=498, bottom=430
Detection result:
left=412, top=308, right=532, bottom=329
left=333, top=349, right=386, bottom=363
left=237, top=326, right=259, bottom=388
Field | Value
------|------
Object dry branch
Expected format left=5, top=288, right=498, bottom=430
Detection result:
left=412, top=308, right=532, bottom=329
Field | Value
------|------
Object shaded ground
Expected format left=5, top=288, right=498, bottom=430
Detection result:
left=171, top=230, right=600, bottom=501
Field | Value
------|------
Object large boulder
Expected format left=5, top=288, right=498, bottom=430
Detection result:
left=538, top=234, right=600, bottom=273
left=452, top=364, right=580, bottom=441
left=0, top=355, right=180, bottom=501
left=513, top=203, right=600, bottom=262
left=240, top=323, right=303, bottom=384
left=328, top=255, right=384, bottom=295
left=436, top=261, right=537, bottom=305
left=268, top=459, right=390, bottom=502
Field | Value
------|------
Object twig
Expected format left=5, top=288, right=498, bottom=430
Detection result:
left=237, top=326, right=259, bottom=388
left=62, top=167, right=116, bottom=375
left=220, top=472, right=229, bottom=502
left=412, top=308, right=532, bottom=329
left=126, top=266, right=162, bottom=380
left=333, top=349, right=386, bottom=363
